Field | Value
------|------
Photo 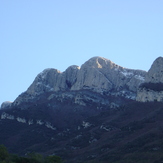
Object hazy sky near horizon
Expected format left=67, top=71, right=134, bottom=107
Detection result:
left=0, top=0, right=163, bottom=105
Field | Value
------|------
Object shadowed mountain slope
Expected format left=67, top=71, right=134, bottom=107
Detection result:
left=0, top=56, right=163, bottom=163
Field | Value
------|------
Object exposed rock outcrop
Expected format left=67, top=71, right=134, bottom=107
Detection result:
left=71, top=57, right=146, bottom=95
left=2, top=56, right=147, bottom=107
left=26, top=57, right=146, bottom=96
left=137, top=88, right=163, bottom=102
left=0, top=101, right=12, bottom=109
left=137, top=57, right=163, bottom=102
left=26, top=68, right=63, bottom=95
left=145, top=57, right=163, bottom=83
left=26, top=65, right=80, bottom=96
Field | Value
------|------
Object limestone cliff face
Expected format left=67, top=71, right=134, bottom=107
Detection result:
left=26, top=65, right=80, bottom=95
left=26, top=68, right=62, bottom=95
left=1, top=101, right=12, bottom=109
left=11, top=57, right=146, bottom=106
left=136, top=57, right=163, bottom=102
left=136, top=88, right=163, bottom=102
left=71, top=57, right=146, bottom=94
left=25, top=57, right=146, bottom=97
left=64, top=65, right=80, bottom=88
left=145, top=57, right=163, bottom=83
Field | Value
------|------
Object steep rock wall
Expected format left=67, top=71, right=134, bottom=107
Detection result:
left=137, top=57, right=163, bottom=102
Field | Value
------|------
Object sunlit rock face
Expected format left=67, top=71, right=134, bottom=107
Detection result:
left=26, top=68, right=63, bottom=95
left=26, top=65, right=80, bottom=96
left=145, top=57, right=163, bottom=83
left=3, top=56, right=146, bottom=108
left=137, top=57, right=163, bottom=102
left=71, top=57, right=146, bottom=95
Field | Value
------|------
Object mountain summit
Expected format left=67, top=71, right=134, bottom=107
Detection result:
left=71, top=57, right=146, bottom=93
left=5, top=56, right=146, bottom=107
left=26, top=56, right=146, bottom=96
left=137, top=57, right=163, bottom=102
left=145, top=57, right=163, bottom=83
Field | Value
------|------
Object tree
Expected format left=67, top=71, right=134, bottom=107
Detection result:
left=27, top=152, right=43, bottom=163
left=45, top=155, right=63, bottom=163
left=0, top=145, right=9, bottom=161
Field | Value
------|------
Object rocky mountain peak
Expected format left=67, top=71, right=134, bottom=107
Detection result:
left=1, top=101, right=12, bottom=109
left=83, top=56, right=118, bottom=69
left=136, top=57, right=163, bottom=102
left=1, top=56, right=147, bottom=108
left=145, top=57, right=163, bottom=83
left=71, top=57, right=146, bottom=96
left=26, top=68, right=62, bottom=95
left=66, top=65, right=80, bottom=70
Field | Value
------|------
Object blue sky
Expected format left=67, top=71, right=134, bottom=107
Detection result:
left=0, top=0, right=163, bottom=105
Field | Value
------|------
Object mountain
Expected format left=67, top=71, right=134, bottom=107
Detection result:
left=137, top=57, right=163, bottom=102
left=0, top=56, right=163, bottom=163
left=3, top=56, right=146, bottom=108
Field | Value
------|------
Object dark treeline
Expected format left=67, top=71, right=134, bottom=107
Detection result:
left=0, top=145, right=63, bottom=163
